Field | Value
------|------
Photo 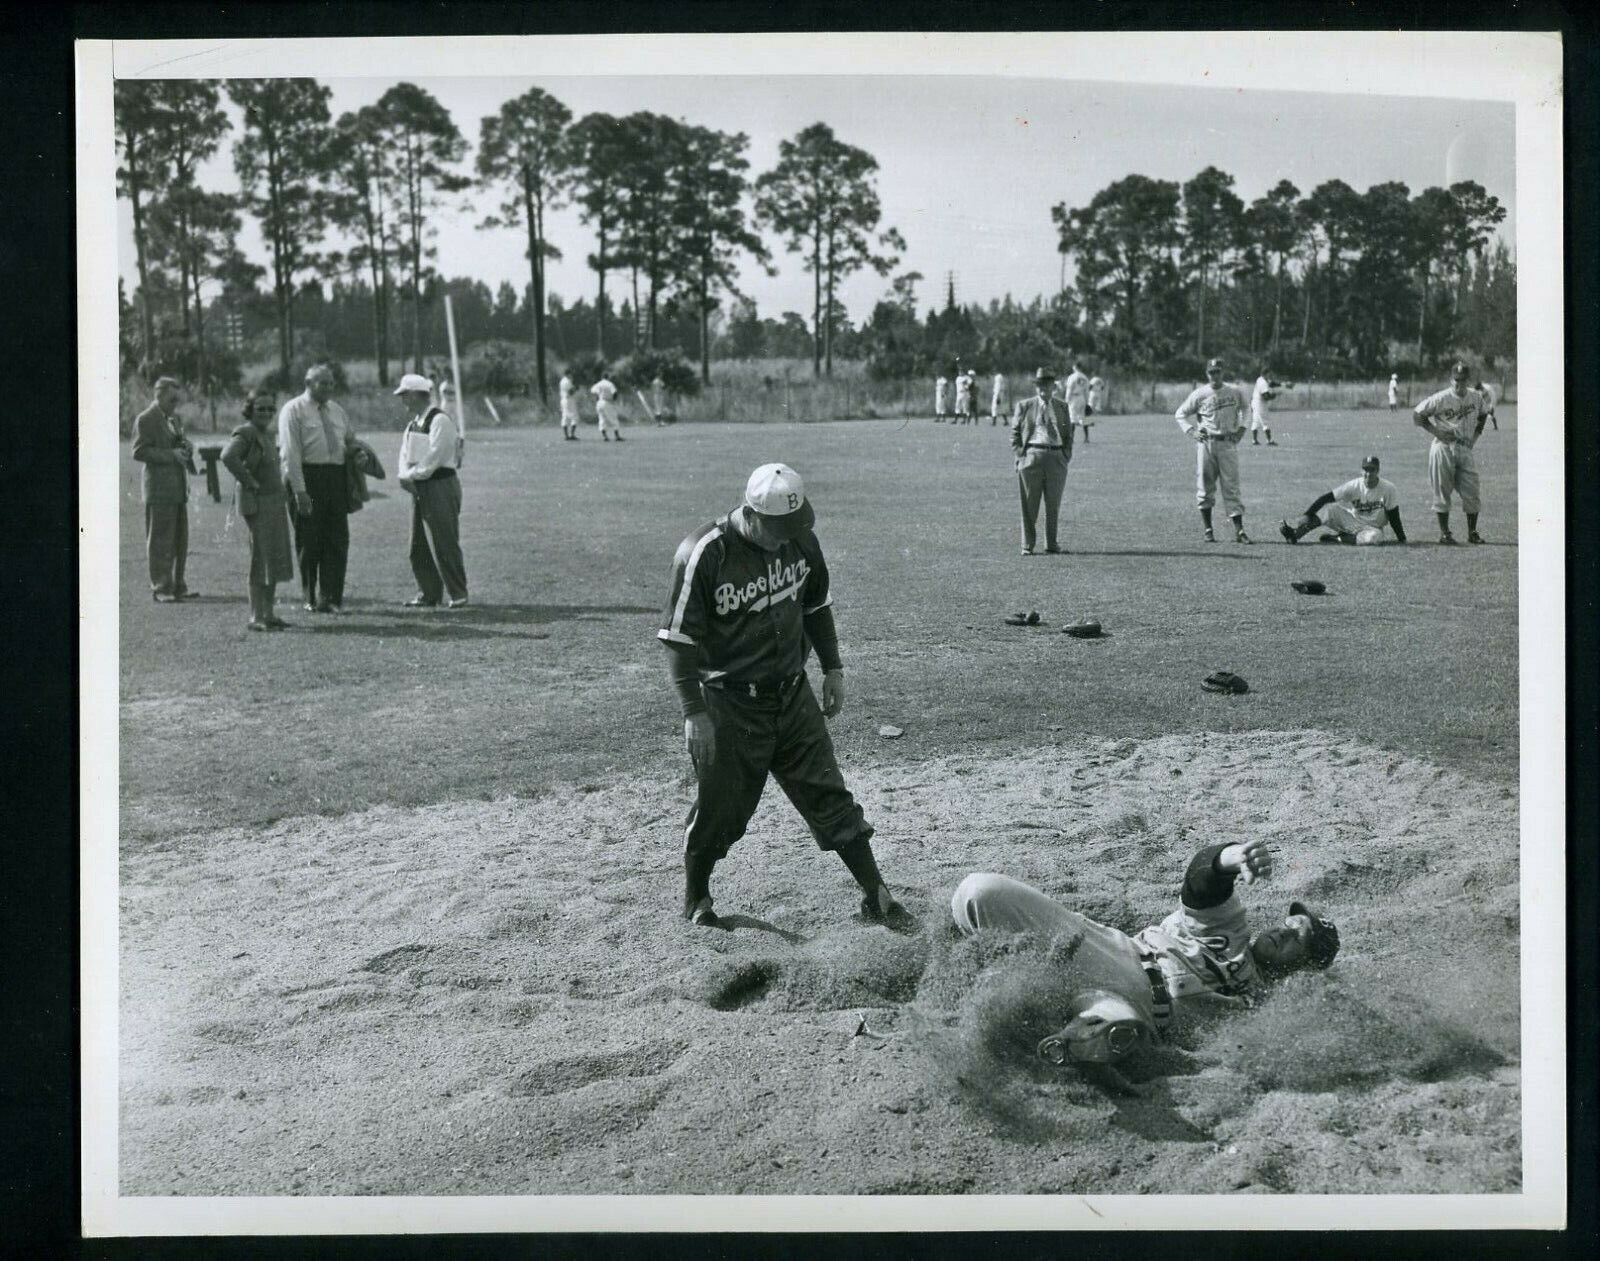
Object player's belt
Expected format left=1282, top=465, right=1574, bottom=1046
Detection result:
left=709, top=673, right=805, bottom=700
left=1024, top=444, right=1063, bottom=450
left=1135, top=946, right=1175, bottom=1034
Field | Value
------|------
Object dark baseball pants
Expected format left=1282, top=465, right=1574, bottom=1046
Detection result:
left=144, top=503, right=188, bottom=595
left=1016, top=447, right=1069, bottom=551
left=409, top=474, right=468, bottom=603
left=684, top=676, right=872, bottom=866
left=295, top=463, right=350, bottom=607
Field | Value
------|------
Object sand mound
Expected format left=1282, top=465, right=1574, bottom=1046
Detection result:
left=119, top=729, right=1520, bottom=1195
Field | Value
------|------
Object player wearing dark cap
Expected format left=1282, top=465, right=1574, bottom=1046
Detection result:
left=1412, top=361, right=1491, bottom=544
left=951, top=839, right=1339, bottom=1081
left=1175, top=357, right=1252, bottom=543
left=1279, top=454, right=1408, bottom=545
left=659, top=463, right=909, bottom=930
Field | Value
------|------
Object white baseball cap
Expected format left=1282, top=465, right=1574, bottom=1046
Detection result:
left=393, top=373, right=434, bottom=395
left=743, top=463, right=816, bottom=537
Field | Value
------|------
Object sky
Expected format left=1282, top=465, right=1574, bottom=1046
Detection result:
left=115, top=63, right=1517, bottom=327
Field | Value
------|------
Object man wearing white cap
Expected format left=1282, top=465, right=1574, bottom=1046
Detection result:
left=1412, top=360, right=1491, bottom=544
left=1388, top=373, right=1400, bottom=412
left=395, top=373, right=468, bottom=608
left=658, top=463, right=909, bottom=930
left=951, top=840, right=1339, bottom=1082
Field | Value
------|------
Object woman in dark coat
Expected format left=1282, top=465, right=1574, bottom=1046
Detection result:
left=221, top=390, right=294, bottom=631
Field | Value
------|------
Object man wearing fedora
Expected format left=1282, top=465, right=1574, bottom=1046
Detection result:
left=951, top=839, right=1339, bottom=1085
left=658, top=463, right=909, bottom=931
left=395, top=373, right=469, bottom=609
left=1010, top=367, right=1074, bottom=555
left=278, top=364, right=363, bottom=612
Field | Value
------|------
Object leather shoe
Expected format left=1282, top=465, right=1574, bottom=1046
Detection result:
left=445, top=596, right=470, bottom=609
left=403, top=596, right=439, bottom=608
left=313, top=601, right=335, bottom=613
left=152, top=591, right=177, bottom=603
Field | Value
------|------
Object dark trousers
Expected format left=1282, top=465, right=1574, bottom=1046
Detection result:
left=144, top=503, right=188, bottom=595
left=295, top=463, right=350, bottom=607
left=684, top=676, right=871, bottom=865
left=409, top=474, right=468, bottom=603
left=1016, top=448, right=1069, bottom=550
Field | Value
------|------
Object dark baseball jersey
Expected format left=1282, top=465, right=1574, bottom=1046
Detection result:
left=658, top=513, right=833, bottom=686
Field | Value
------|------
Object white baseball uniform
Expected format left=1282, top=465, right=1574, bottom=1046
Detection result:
left=1088, top=376, right=1106, bottom=413
left=955, top=371, right=974, bottom=420
left=1175, top=381, right=1248, bottom=516
left=559, top=374, right=579, bottom=424
left=592, top=377, right=621, bottom=434
left=990, top=373, right=1008, bottom=421
left=1413, top=385, right=1489, bottom=513
left=1387, top=376, right=1400, bottom=408
left=935, top=376, right=949, bottom=419
left=1325, top=475, right=1401, bottom=543
left=1062, top=370, right=1091, bottom=426
left=1249, top=375, right=1277, bottom=432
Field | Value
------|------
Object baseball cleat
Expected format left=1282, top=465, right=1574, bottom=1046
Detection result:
left=861, top=887, right=916, bottom=932
left=1045, top=544, right=1065, bottom=554
left=685, top=896, right=722, bottom=929
left=1279, top=520, right=1298, bottom=544
left=1234, top=530, right=1252, bottom=544
left=1202, top=528, right=1216, bottom=543
left=1439, top=533, right=1459, bottom=545
left=1468, top=532, right=1485, bottom=544
left=1020, top=546, right=1034, bottom=555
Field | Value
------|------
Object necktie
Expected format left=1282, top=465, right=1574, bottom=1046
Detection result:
left=317, top=402, right=338, bottom=459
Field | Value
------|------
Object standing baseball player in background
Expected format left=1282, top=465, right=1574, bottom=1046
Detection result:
left=955, top=366, right=975, bottom=425
left=1061, top=358, right=1092, bottom=444
left=1087, top=372, right=1107, bottom=420
left=1412, top=360, right=1490, bottom=544
left=951, top=839, right=1339, bottom=1086
left=1476, top=378, right=1499, bottom=430
left=1280, top=453, right=1407, bottom=545
left=658, top=463, right=910, bottom=930
left=990, top=371, right=1008, bottom=427
left=559, top=369, right=580, bottom=440
left=1011, top=367, right=1074, bottom=555
left=1388, top=373, right=1401, bottom=412
left=1249, top=365, right=1288, bottom=445
left=1175, top=357, right=1251, bottom=543
left=934, top=373, right=949, bottom=423
left=591, top=370, right=625, bottom=443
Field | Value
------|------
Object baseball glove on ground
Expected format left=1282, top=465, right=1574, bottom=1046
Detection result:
left=1063, top=619, right=1103, bottom=638
left=1202, top=671, right=1250, bottom=694
left=1290, top=580, right=1327, bottom=595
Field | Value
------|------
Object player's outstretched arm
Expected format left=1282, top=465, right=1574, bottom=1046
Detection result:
left=1217, top=839, right=1275, bottom=886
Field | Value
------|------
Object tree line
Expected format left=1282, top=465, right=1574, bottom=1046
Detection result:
left=115, top=78, right=904, bottom=402
left=1046, top=166, right=1512, bottom=377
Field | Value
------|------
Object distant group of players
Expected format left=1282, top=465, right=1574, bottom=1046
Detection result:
left=931, top=356, right=1499, bottom=552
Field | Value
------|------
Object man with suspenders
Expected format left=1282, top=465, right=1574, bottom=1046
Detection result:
left=396, top=373, right=469, bottom=609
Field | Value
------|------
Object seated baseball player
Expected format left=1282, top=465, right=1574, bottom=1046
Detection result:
left=1279, top=453, right=1407, bottom=546
left=950, top=839, right=1338, bottom=1083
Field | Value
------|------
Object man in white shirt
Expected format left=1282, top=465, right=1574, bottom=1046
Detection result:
left=990, top=371, right=1008, bottom=427
left=558, top=371, right=580, bottom=440
left=934, top=374, right=949, bottom=423
left=1279, top=454, right=1407, bottom=545
left=1087, top=373, right=1107, bottom=416
left=1174, top=357, right=1251, bottom=543
left=1061, top=358, right=1092, bottom=444
left=592, top=372, right=625, bottom=442
left=396, top=373, right=468, bottom=608
left=1249, top=365, right=1289, bottom=446
left=1387, top=373, right=1400, bottom=411
left=277, top=364, right=361, bottom=613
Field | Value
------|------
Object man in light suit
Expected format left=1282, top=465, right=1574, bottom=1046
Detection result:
left=131, top=376, right=198, bottom=602
left=1010, top=367, right=1074, bottom=555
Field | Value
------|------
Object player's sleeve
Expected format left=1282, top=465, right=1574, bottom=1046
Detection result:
left=800, top=534, right=832, bottom=615
left=1386, top=507, right=1406, bottom=543
left=1331, top=478, right=1358, bottom=505
left=1174, top=388, right=1202, bottom=427
left=658, top=529, right=718, bottom=648
left=1179, top=844, right=1238, bottom=910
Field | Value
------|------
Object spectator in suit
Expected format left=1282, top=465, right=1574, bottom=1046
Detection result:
left=1010, top=367, right=1075, bottom=555
left=131, top=376, right=198, bottom=602
left=221, top=389, right=294, bottom=631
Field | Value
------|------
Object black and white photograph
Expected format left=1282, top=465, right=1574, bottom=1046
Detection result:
left=77, top=31, right=1566, bottom=1235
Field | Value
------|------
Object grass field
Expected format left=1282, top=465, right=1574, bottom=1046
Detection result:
left=115, top=404, right=1523, bottom=1200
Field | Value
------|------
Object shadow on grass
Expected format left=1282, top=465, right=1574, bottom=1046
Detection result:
left=715, top=912, right=806, bottom=944
left=303, top=620, right=541, bottom=642
left=339, top=601, right=657, bottom=627
left=1063, top=549, right=1264, bottom=561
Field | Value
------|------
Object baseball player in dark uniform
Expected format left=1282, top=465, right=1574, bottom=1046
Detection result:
left=658, top=463, right=909, bottom=930
left=951, top=839, right=1338, bottom=1083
